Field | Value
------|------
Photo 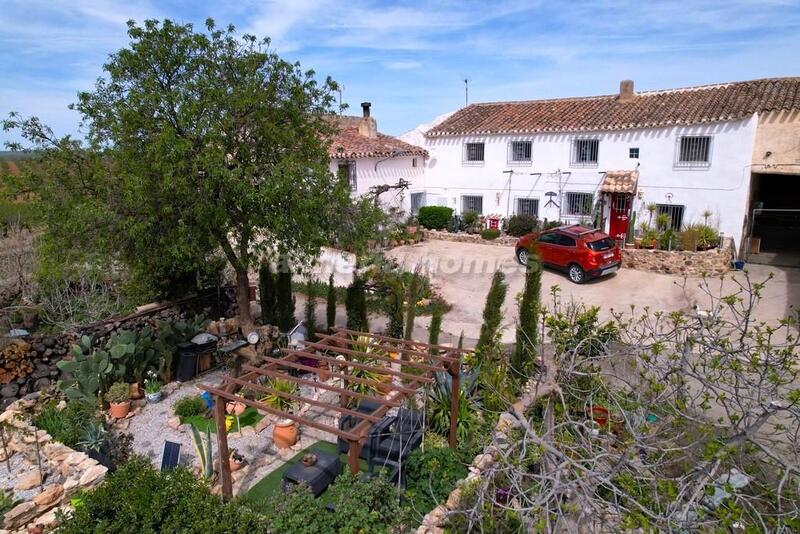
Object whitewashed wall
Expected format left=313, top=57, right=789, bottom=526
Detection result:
left=416, top=115, right=758, bottom=247
left=329, top=155, right=424, bottom=214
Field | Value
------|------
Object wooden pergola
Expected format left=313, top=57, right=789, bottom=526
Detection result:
left=199, top=328, right=470, bottom=500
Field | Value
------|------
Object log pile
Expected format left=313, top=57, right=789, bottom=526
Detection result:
left=0, top=339, right=34, bottom=384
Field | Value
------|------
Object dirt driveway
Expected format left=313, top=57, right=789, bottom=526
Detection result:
left=387, top=240, right=800, bottom=343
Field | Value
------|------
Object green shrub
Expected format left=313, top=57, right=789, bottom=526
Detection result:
left=58, top=457, right=264, bottom=534
left=104, top=382, right=131, bottom=404
left=480, top=228, right=500, bottom=240
left=404, top=446, right=468, bottom=518
left=506, top=214, right=538, bottom=237
left=34, top=399, right=102, bottom=448
left=173, top=396, right=205, bottom=418
left=0, top=490, right=16, bottom=516
left=418, top=206, right=453, bottom=230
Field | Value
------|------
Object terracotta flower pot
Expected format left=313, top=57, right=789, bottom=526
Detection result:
left=273, top=419, right=298, bottom=449
left=129, top=383, right=143, bottom=400
left=109, top=401, right=131, bottom=419
left=229, top=459, right=245, bottom=472
left=226, top=401, right=246, bottom=416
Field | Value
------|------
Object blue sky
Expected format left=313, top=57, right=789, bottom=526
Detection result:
left=1, top=0, right=799, bottom=144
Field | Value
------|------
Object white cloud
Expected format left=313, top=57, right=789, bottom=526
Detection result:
left=384, top=60, right=422, bottom=70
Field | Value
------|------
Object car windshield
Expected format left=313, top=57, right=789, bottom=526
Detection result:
left=587, top=237, right=615, bottom=251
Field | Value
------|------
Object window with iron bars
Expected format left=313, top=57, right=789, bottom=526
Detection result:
left=461, top=195, right=483, bottom=214
left=516, top=198, right=539, bottom=217
left=675, top=136, right=711, bottom=167
left=338, top=162, right=357, bottom=190
left=463, top=142, right=485, bottom=164
left=571, top=139, right=599, bottom=167
left=508, top=141, right=532, bottom=164
left=410, top=192, right=426, bottom=215
left=656, top=204, right=685, bottom=230
left=564, top=192, right=593, bottom=216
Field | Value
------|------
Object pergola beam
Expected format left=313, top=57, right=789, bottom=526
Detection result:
left=334, top=328, right=465, bottom=362
left=311, top=334, right=452, bottom=370
left=240, top=364, right=404, bottom=407
left=281, top=347, right=435, bottom=383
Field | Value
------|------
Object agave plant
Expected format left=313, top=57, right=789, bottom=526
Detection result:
left=76, top=421, right=107, bottom=454
left=189, top=424, right=213, bottom=480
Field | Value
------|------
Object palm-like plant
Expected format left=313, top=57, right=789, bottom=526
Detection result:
left=260, top=378, right=299, bottom=413
left=345, top=336, right=389, bottom=396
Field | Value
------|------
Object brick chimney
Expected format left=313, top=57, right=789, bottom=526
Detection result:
left=358, top=101, right=378, bottom=138
left=618, top=80, right=635, bottom=102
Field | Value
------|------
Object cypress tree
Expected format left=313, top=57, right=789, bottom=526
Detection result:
left=476, top=270, right=507, bottom=353
left=457, top=331, right=464, bottom=350
left=346, top=274, right=368, bottom=331
left=326, top=273, right=336, bottom=331
left=304, top=278, right=317, bottom=339
left=428, top=306, right=443, bottom=354
left=514, top=250, right=541, bottom=379
left=385, top=277, right=405, bottom=339
left=275, top=254, right=295, bottom=331
left=403, top=269, right=423, bottom=341
left=258, top=260, right=277, bottom=325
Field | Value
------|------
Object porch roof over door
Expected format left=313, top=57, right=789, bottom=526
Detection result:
left=599, top=170, right=639, bottom=194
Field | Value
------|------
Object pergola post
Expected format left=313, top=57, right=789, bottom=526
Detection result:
left=213, top=394, right=233, bottom=501
left=347, top=439, right=362, bottom=474
left=448, top=355, right=459, bottom=450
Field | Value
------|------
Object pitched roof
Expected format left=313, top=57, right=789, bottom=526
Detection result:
left=599, top=170, right=639, bottom=194
left=426, top=77, right=800, bottom=137
left=328, top=115, right=428, bottom=159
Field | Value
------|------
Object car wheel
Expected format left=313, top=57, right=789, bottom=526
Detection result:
left=567, top=264, right=585, bottom=284
left=517, top=248, right=529, bottom=266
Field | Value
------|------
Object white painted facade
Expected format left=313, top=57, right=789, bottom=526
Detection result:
left=329, top=155, right=424, bottom=211
left=407, top=115, right=758, bottom=247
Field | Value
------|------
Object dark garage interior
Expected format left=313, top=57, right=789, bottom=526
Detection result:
left=749, top=172, right=800, bottom=266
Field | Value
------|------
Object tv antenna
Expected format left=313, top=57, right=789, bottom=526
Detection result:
left=463, top=76, right=471, bottom=106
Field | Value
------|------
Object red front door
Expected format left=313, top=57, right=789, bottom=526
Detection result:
left=609, top=194, right=632, bottom=241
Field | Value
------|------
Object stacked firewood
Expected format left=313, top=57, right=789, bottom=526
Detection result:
left=0, top=339, right=34, bottom=384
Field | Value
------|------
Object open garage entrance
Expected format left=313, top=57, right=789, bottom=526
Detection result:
left=747, top=172, right=800, bottom=267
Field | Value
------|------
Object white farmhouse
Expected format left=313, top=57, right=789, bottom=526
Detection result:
left=328, top=102, right=427, bottom=211
left=405, top=78, right=800, bottom=260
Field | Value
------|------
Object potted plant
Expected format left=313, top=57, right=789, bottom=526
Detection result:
left=143, top=370, right=162, bottom=403
left=105, top=382, right=132, bottom=418
left=260, top=378, right=299, bottom=448
left=229, top=449, right=246, bottom=472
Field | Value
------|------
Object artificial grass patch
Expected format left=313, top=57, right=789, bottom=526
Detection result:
left=242, top=440, right=369, bottom=508
left=180, top=406, right=262, bottom=433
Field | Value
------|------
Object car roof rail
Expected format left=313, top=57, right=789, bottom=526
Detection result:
left=560, top=224, right=597, bottom=237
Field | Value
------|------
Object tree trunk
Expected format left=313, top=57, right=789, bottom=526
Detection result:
left=235, top=267, right=254, bottom=333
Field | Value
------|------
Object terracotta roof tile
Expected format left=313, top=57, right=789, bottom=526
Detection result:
left=599, top=170, right=639, bottom=194
left=328, top=116, right=428, bottom=159
left=427, top=77, right=800, bottom=137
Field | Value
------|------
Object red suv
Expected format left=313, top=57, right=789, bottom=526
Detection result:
left=515, top=225, right=621, bottom=284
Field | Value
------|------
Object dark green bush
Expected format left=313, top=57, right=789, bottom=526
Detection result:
left=173, top=396, right=205, bottom=418
left=404, top=446, right=468, bottom=518
left=58, top=457, right=264, bottom=534
left=480, top=228, right=500, bottom=240
left=506, top=214, right=538, bottom=237
left=418, top=206, right=453, bottom=230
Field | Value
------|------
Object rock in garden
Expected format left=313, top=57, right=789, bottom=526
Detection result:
left=167, top=416, right=181, bottom=430
left=79, top=464, right=107, bottom=486
left=2, top=501, right=37, bottom=529
left=1, top=383, right=19, bottom=398
left=33, top=485, right=64, bottom=508
left=16, top=471, right=43, bottom=490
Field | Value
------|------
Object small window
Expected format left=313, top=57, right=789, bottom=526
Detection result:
left=509, top=141, right=532, bottom=164
left=676, top=136, right=711, bottom=167
left=656, top=204, right=685, bottom=230
left=338, top=162, right=357, bottom=190
left=516, top=198, right=539, bottom=217
left=410, top=192, right=425, bottom=215
left=556, top=234, right=576, bottom=247
left=412, top=158, right=418, bottom=168
left=565, top=192, right=593, bottom=216
left=463, top=142, right=485, bottom=164
left=461, top=195, right=483, bottom=214
left=538, top=232, right=559, bottom=244
left=571, top=139, right=599, bottom=167
left=629, top=147, right=639, bottom=159
left=587, top=238, right=615, bottom=251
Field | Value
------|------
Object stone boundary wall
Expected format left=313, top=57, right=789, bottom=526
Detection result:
left=0, top=398, right=108, bottom=533
left=621, top=242, right=733, bottom=276
left=423, top=229, right=517, bottom=247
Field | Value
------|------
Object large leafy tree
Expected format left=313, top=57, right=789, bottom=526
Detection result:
left=3, top=19, right=379, bottom=328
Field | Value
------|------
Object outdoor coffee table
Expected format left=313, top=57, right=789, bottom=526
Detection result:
left=282, top=449, right=342, bottom=497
